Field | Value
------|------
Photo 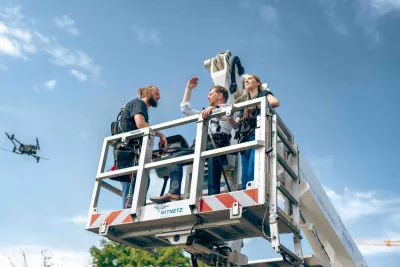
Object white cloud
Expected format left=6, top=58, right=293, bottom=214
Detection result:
left=70, top=68, right=87, bottom=81
left=33, top=31, right=51, bottom=44
left=320, top=183, right=400, bottom=255
left=23, top=43, right=36, bottom=53
left=0, top=6, right=103, bottom=84
left=325, top=186, right=400, bottom=223
left=238, top=0, right=280, bottom=23
left=356, top=0, right=400, bottom=43
left=259, top=5, right=279, bottom=22
left=0, top=23, right=6, bottom=33
left=358, top=244, right=400, bottom=255
left=70, top=215, right=87, bottom=224
left=0, top=245, right=91, bottom=267
left=54, top=15, right=80, bottom=36
left=356, top=230, right=400, bottom=255
left=311, top=155, right=400, bottom=223
left=54, top=15, right=75, bottom=28
left=68, top=27, right=80, bottom=36
left=320, top=0, right=400, bottom=42
left=369, top=0, right=400, bottom=15
left=319, top=0, right=350, bottom=36
left=332, top=22, right=349, bottom=36
left=356, top=235, right=400, bottom=255
left=43, top=43, right=103, bottom=85
left=0, top=36, right=21, bottom=56
left=132, top=25, right=162, bottom=46
left=0, top=11, right=34, bottom=59
left=44, top=80, right=57, bottom=90
left=0, top=6, right=23, bottom=27
left=34, top=80, right=57, bottom=92
left=7, top=27, right=32, bottom=42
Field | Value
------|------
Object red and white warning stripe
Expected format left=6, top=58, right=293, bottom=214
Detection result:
left=88, top=189, right=259, bottom=228
left=199, top=189, right=259, bottom=213
left=88, top=209, right=133, bottom=229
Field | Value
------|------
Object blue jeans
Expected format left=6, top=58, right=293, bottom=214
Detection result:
left=240, top=135, right=255, bottom=190
left=122, top=175, right=150, bottom=209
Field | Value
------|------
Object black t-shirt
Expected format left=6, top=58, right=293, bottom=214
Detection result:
left=121, top=98, right=149, bottom=132
left=238, top=90, right=273, bottom=118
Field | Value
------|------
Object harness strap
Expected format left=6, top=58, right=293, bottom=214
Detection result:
left=207, top=132, right=232, bottom=193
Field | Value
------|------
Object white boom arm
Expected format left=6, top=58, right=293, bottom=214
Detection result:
left=204, top=51, right=368, bottom=267
left=299, top=155, right=368, bottom=267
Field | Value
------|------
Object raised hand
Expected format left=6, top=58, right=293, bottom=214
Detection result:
left=186, top=77, right=198, bottom=90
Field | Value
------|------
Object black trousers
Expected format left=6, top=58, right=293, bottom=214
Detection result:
left=168, top=140, right=229, bottom=196
left=206, top=155, right=227, bottom=195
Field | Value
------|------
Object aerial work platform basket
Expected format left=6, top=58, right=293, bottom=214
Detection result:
left=86, top=51, right=367, bottom=267
left=86, top=96, right=308, bottom=266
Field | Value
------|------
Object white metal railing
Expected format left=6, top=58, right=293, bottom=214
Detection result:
left=88, top=96, right=296, bottom=221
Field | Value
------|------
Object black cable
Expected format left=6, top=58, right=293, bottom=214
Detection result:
left=218, top=156, right=231, bottom=192
left=190, top=222, right=201, bottom=237
left=208, top=132, right=232, bottom=192
left=190, top=215, right=204, bottom=236
left=190, top=254, right=199, bottom=267
left=229, top=56, right=245, bottom=94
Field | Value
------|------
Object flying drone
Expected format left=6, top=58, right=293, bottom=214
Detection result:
left=2, top=132, right=49, bottom=163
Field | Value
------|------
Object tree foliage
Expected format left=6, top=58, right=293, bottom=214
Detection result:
left=90, top=239, right=208, bottom=267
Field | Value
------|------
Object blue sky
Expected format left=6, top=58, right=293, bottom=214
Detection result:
left=1, top=0, right=400, bottom=266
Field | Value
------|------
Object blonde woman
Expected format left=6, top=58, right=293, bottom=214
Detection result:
left=236, top=74, right=279, bottom=190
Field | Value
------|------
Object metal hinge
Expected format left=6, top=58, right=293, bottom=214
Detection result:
left=99, top=221, right=109, bottom=236
left=230, top=202, right=242, bottom=219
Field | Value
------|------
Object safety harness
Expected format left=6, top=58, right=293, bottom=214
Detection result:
left=207, top=120, right=232, bottom=192
left=110, top=105, right=125, bottom=136
left=234, top=115, right=258, bottom=143
left=110, top=105, right=144, bottom=208
left=111, top=139, right=142, bottom=208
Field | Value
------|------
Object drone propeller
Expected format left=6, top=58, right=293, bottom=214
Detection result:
left=36, top=137, right=40, bottom=151
left=5, top=132, right=22, bottom=146
left=32, top=154, right=49, bottom=163
left=1, top=148, right=20, bottom=154
left=5, top=132, right=16, bottom=140
left=2, top=149, right=49, bottom=163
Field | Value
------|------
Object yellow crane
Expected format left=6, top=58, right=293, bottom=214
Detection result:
left=356, top=240, right=400, bottom=247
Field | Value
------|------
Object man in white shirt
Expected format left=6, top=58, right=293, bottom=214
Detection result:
left=150, top=77, right=238, bottom=203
